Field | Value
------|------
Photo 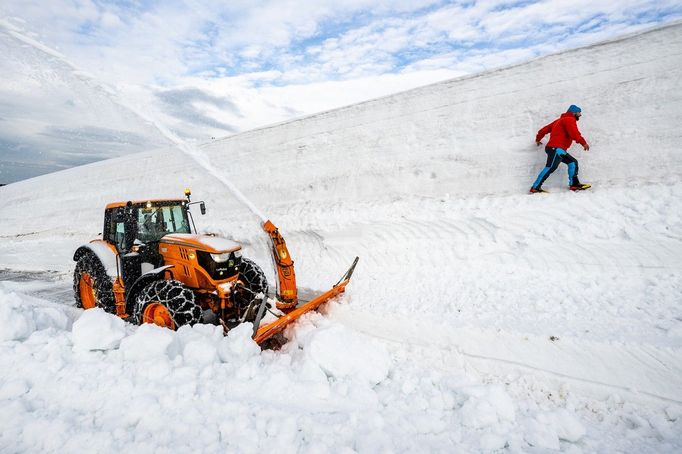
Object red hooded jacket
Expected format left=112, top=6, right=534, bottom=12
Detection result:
left=536, top=112, right=587, bottom=150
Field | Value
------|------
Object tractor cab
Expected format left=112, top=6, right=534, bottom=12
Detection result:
left=103, top=199, right=192, bottom=253
left=100, top=192, right=208, bottom=290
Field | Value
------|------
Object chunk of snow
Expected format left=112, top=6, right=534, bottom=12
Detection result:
left=218, top=323, right=261, bottom=363
left=548, top=408, right=586, bottom=443
left=522, top=416, right=560, bottom=450
left=175, top=324, right=222, bottom=367
left=460, top=385, right=516, bottom=429
left=72, top=308, right=126, bottom=351
left=304, top=324, right=390, bottom=385
left=182, top=339, right=218, bottom=367
left=119, top=323, right=179, bottom=360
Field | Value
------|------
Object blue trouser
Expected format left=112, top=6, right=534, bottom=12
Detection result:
left=532, top=147, right=579, bottom=189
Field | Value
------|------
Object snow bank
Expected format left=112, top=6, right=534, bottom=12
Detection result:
left=0, top=283, right=70, bottom=341
left=0, top=289, right=35, bottom=341
left=1, top=285, right=679, bottom=452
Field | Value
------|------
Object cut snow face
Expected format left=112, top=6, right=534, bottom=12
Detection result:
left=1, top=21, right=682, bottom=453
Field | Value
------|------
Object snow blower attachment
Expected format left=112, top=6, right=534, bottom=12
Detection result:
left=72, top=190, right=358, bottom=346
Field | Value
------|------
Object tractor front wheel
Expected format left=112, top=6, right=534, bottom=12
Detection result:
left=73, top=253, right=116, bottom=313
left=234, top=258, right=269, bottom=319
left=235, top=258, right=268, bottom=305
left=133, top=280, right=201, bottom=329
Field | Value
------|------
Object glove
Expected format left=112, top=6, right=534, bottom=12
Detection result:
left=583, top=143, right=590, bottom=151
left=536, top=141, right=542, bottom=146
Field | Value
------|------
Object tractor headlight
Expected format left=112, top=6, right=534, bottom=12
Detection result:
left=210, top=252, right=232, bottom=263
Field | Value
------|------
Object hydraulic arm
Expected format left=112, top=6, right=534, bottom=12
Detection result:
left=253, top=219, right=359, bottom=345
left=262, top=220, right=298, bottom=311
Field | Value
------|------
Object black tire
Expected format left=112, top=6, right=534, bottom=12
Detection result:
left=133, top=279, right=201, bottom=328
left=234, top=258, right=269, bottom=310
left=73, top=253, right=116, bottom=313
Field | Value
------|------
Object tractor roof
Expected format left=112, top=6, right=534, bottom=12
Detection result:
left=105, top=199, right=186, bottom=210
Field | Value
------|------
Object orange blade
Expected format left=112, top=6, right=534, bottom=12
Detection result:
left=253, top=280, right=350, bottom=344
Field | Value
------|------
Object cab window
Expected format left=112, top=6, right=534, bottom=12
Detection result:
left=136, top=204, right=190, bottom=242
left=106, top=208, right=127, bottom=250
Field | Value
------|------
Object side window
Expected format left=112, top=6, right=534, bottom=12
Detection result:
left=108, top=208, right=126, bottom=250
left=168, top=205, right=190, bottom=233
left=115, top=220, right=126, bottom=250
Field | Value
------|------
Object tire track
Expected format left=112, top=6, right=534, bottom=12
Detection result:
left=331, top=306, right=682, bottom=406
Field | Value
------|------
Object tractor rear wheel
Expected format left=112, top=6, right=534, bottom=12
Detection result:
left=133, top=279, right=201, bottom=329
left=73, top=253, right=116, bottom=313
left=234, top=258, right=269, bottom=311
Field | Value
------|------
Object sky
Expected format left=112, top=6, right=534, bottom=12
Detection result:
left=1, top=0, right=681, bottom=183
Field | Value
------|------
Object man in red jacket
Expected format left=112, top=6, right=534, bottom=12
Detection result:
left=530, top=105, right=591, bottom=193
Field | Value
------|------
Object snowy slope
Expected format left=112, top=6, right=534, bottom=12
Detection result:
left=1, top=22, right=682, bottom=453
left=0, top=19, right=172, bottom=183
left=197, top=20, right=682, bottom=204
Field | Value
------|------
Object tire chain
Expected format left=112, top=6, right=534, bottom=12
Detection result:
left=234, top=258, right=269, bottom=310
left=73, top=253, right=116, bottom=313
left=133, top=279, right=201, bottom=327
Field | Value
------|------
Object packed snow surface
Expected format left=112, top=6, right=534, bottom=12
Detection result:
left=1, top=22, right=682, bottom=453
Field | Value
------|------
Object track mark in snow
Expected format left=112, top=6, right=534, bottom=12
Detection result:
left=330, top=306, right=682, bottom=405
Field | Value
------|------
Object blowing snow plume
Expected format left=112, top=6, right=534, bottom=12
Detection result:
left=0, top=19, right=172, bottom=184
left=0, top=18, right=268, bottom=226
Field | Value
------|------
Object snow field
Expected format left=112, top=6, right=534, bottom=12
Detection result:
left=1, top=20, right=682, bottom=453
left=2, top=282, right=681, bottom=452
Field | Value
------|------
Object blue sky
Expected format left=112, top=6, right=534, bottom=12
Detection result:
left=4, top=0, right=682, bottom=86
left=0, top=1, right=681, bottom=182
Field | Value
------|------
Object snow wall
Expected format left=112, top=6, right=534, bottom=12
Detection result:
left=199, top=21, right=682, bottom=206
left=0, top=21, right=681, bottom=265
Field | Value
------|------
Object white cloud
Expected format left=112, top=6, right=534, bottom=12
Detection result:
left=3, top=1, right=679, bottom=87
left=99, top=11, right=123, bottom=29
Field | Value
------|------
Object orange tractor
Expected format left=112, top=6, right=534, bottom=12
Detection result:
left=73, top=189, right=358, bottom=345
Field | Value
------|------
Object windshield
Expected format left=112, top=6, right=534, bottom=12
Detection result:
left=136, top=204, right=191, bottom=243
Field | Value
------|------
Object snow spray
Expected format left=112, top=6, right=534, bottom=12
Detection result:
left=1, top=20, right=268, bottom=225
left=124, top=114, right=268, bottom=224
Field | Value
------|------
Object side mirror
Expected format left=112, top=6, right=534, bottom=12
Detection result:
left=200, top=202, right=206, bottom=215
